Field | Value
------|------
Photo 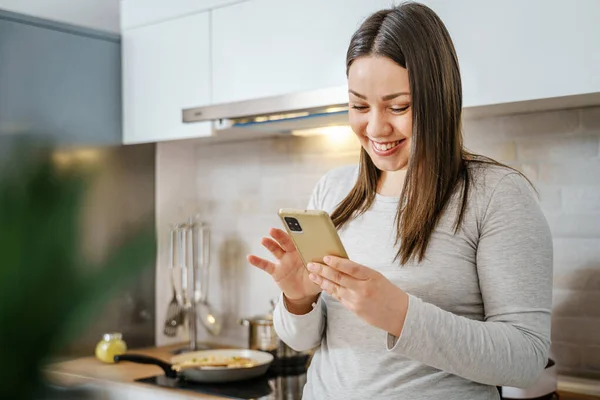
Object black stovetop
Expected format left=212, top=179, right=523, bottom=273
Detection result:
left=135, top=358, right=307, bottom=400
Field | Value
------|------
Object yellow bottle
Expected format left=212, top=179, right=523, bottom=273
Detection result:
left=95, top=333, right=127, bottom=363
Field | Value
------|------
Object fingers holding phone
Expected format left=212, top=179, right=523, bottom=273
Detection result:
left=268, top=228, right=297, bottom=253
left=277, top=209, right=348, bottom=265
left=247, top=228, right=293, bottom=274
left=248, top=209, right=348, bottom=304
left=247, top=227, right=321, bottom=302
left=261, top=236, right=285, bottom=259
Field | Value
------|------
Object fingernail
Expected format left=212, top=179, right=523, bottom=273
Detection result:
left=309, top=273, right=317, bottom=281
left=323, top=256, right=331, bottom=264
left=307, top=263, right=316, bottom=271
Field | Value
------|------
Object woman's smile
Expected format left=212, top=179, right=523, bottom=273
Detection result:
left=369, top=138, right=407, bottom=156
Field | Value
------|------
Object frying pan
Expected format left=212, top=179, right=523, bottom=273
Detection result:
left=114, top=349, right=274, bottom=383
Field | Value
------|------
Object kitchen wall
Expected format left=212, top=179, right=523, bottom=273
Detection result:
left=156, top=105, right=600, bottom=379
left=56, top=143, right=157, bottom=358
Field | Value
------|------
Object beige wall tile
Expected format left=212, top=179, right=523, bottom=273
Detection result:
left=551, top=341, right=582, bottom=370
left=582, top=345, right=600, bottom=376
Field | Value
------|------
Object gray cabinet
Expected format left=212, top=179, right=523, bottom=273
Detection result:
left=0, top=10, right=121, bottom=146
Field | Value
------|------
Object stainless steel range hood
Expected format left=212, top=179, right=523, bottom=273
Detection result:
left=182, top=85, right=350, bottom=138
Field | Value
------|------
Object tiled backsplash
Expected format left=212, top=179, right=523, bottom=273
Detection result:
left=156, top=106, right=600, bottom=379
left=59, top=143, right=156, bottom=358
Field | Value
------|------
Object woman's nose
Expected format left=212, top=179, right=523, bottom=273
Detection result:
left=365, top=111, right=393, bottom=138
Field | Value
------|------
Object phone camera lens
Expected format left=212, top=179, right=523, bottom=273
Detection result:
left=284, top=217, right=302, bottom=232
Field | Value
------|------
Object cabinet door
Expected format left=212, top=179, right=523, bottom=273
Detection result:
left=121, top=0, right=247, bottom=31
left=212, top=0, right=600, bottom=109
left=0, top=12, right=121, bottom=146
left=211, top=0, right=396, bottom=104
left=422, top=0, right=600, bottom=107
left=122, top=12, right=211, bottom=144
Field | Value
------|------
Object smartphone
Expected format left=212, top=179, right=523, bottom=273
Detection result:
left=278, top=208, right=348, bottom=266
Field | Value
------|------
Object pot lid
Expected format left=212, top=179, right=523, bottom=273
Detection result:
left=244, top=314, right=273, bottom=324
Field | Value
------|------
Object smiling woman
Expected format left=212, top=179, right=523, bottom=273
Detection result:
left=247, top=2, right=553, bottom=400
left=347, top=67, right=412, bottom=169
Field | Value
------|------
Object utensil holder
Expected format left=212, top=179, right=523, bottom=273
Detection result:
left=171, top=217, right=211, bottom=353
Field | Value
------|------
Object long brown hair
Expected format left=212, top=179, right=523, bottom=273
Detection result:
left=331, top=2, right=514, bottom=264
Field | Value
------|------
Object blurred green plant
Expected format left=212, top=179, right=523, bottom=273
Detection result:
left=0, top=137, right=156, bottom=400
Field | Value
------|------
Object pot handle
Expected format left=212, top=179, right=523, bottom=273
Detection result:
left=114, top=354, right=177, bottom=379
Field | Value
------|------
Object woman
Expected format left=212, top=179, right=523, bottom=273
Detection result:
left=247, top=3, right=553, bottom=399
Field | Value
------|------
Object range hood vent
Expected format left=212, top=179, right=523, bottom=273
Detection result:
left=182, top=86, right=350, bottom=136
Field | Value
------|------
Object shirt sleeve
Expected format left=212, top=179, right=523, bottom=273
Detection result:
left=387, top=172, right=553, bottom=388
left=272, top=174, right=328, bottom=352
left=273, top=292, right=326, bottom=352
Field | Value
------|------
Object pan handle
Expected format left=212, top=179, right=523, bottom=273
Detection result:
left=113, top=354, right=177, bottom=379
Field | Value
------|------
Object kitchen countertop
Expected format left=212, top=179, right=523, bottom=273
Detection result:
left=559, top=392, right=600, bottom=400
left=561, top=392, right=600, bottom=400
left=558, top=376, right=600, bottom=400
left=44, top=342, right=231, bottom=399
left=44, top=343, right=599, bottom=400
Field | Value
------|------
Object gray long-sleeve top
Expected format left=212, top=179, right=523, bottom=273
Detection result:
left=273, top=163, right=553, bottom=400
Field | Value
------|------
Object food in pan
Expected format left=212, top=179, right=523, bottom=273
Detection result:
left=172, top=355, right=257, bottom=371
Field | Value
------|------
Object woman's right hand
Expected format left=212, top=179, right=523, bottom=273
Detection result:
left=247, top=228, right=321, bottom=305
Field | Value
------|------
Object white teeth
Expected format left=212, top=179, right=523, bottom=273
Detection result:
left=373, top=140, right=401, bottom=151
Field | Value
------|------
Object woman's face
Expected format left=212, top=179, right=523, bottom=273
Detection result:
left=347, top=56, right=413, bottom=172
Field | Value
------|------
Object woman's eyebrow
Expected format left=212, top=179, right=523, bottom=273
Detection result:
left=348, top=89, right=410, bottom=101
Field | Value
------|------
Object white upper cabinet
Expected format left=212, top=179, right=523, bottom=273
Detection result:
left=121, top=0, right=600, bottom=143
left=122, top=12, right=211, bottom=144
left=211, top=0, right=600, bottom=108
left=422, top=0, right=600, bottom=108
left=121, top=0, right=247, bottom=30
left=211, top=0, right=397, bottom=104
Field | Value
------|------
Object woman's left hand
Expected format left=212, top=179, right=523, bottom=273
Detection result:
left=307, top=256, right=409, bottom=337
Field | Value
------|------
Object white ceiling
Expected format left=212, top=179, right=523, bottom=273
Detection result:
left=0, top=0, right=121, bottom=33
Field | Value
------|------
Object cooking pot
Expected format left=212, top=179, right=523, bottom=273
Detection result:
left=239, top=301, right=313, bottom=361
left=239, top=313, right=311, bottom=359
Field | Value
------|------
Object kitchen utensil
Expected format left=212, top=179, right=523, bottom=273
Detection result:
left=189, top=222, right=200, bottom=349
left=169, top=216, right=221, bottom=352
left=197, top=302, right=222, bottom=336
left=176, top=218, right=215, bottom=351
left=195, top=223, right=222, bottom=336
left=164, top=227, right=183, bottom=337
left=239, top=299, right=313, bottom=360
left=114, top=349, right=274, bottom=383
left=181, top=221, right=201, bottom=350
left=163, top=291, right=183, bottom=337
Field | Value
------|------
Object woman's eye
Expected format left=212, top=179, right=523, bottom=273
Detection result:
left=351, top=105, right=368, bottom=111
left=390, top=106, right=409, bottom=114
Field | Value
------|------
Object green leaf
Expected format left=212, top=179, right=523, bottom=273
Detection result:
left=0, top=137, right=156, bottom=399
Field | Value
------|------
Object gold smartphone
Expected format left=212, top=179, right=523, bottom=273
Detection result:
left=278, top=208, right=348, bottom=266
